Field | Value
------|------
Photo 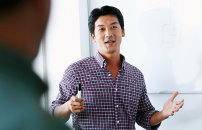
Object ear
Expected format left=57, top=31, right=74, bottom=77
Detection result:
left=90, top=33, right=96, bottom=42
left=122, top=28, right=125, bottom=37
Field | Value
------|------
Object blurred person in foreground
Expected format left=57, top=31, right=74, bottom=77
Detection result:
left=50, top=5, right=184, bottom=130
left=0, top=0, right=70, bottom=129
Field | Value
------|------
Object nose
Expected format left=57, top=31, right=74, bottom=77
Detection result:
left=105, top=28, right=113, bottom=38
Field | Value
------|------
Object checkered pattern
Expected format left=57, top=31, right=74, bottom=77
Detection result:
left=50, top=51, right=160, bottom=130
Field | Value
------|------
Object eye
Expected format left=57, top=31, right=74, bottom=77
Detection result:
left=112, top=26, right=117, bottom=29
left=99, top=28, right=104, bottom=31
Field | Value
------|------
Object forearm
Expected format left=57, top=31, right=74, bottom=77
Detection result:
left=150, top=111, right=168, bottom=126
left=54, top=101, right=71, bottom=122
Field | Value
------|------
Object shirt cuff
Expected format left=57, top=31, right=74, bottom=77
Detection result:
left=147, top=110, right=161, bottom=130
left=49, top=104, right=58, bottom=116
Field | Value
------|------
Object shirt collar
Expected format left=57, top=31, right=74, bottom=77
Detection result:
left=94, top=51, right=126, bottom=70
left=94, top=51, right=106, bottom=68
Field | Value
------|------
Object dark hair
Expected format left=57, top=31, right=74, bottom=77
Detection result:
left=88, top=5, right=124, bottom=35
left=0, top=0, right=21, bottom=12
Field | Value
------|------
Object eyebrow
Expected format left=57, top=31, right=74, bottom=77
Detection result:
left=110, top=22, right=118, bottom=25
left=97, top=22, right=118, bottom=27
left=97, top=25, right=104, bottom=27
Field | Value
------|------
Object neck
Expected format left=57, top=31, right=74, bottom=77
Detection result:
left=99, top=51, right=122, bottom=69
left=99, top=51, right=122, bottom=81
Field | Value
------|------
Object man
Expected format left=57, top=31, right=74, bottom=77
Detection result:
left=50, top=6, right=184, bottom=129
left=0, top=0, right=70, bottom=129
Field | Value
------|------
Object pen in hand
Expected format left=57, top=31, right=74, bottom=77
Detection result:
left=68, top=83, right=84, bottom=113
left=78, top=84, right=81, bottom=98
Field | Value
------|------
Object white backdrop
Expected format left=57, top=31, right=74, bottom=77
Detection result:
left=89, top=0, right=202, bottom=92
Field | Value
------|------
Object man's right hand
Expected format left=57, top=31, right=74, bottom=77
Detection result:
left=67, top=95, right=85, bottom=113
left=54, top=95, right=85, bottom=121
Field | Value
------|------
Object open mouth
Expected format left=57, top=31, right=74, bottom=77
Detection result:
left=105, top=40, right=115, bottom=44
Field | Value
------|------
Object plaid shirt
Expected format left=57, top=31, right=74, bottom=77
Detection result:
left=50, top=51, right=160, bottom=130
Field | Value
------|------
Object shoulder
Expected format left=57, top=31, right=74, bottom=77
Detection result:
left=63, top=56, right=95, bottom=76
left=124, top=61, right=144, bottom=79
left=67, top=56, right=94, bottom=70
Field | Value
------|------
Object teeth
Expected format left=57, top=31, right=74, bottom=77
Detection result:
left=108, top=41, right=113, bottom=43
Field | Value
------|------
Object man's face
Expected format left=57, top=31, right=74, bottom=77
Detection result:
left=91, top=15, right=125, bottom=56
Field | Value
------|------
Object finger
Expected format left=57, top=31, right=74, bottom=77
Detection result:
left=72, top=109, right=82, bottom=113
left=178, top=102, right=184, bottom=108
left=80, top=107, right=85, bottom=112
left=171, top=111, right=174, bottom=116
left=71, top=107, right=85, bottom=113
left=72, top=105, right=84, bottom=110
left=174, top=102, right=184, bottom=112
left=176, top=99, right=184, bottom=105
left=71, top=101, right=81, bottom=106
left=71, top=96, right=78, bottom=102
left=75, top=98, right=85, bottom=102
left=169, top=91, right=179, bottom=101
left=176, top=101, right=184, bottom=107
left=80, top=101, right=85, bottom=106
left=180, top=103, right=184, bottom=108
left=173, top=107, right=180, bottom=112
left=77, top=107, right=85, bottom=112
left=70, top=104, right=84, bottom=110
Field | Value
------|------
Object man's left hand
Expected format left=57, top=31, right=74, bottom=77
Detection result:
left=162, top=91, right=184, bottom=118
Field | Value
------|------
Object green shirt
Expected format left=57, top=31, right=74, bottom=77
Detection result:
left=0, top=47, right=71, bottom=130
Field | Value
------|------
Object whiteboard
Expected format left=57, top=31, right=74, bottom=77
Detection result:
left=88, top=0, right=202, bottom=92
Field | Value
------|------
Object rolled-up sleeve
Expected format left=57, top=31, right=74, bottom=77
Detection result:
left=49, top=65, right=77, bottom=115
left=136, top=75, right=161, bottom=130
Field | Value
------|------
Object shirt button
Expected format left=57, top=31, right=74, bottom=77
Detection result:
left=108, top=74, right=111, bottom=76
left=117, top=121, right=119, bottom=124
left=116, top=105, right=119, bottom=107
left=116, top=88, right=118, bottom=91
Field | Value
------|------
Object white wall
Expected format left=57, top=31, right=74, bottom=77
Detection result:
left=45, top=0, right=81, bottom=128
left=88, top=0, right=202, bottom=130
left=45, top=0, right=81, bottom=110
left=79, top=0, right=91, bottom=58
